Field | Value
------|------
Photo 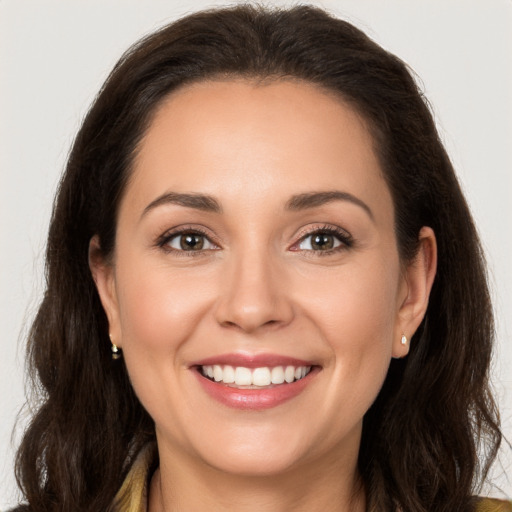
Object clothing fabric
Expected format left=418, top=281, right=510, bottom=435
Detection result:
left=111, top=445, right=512, bottom=512
left=111, top=444, right=156, bottom=512
left=475, top=499, right=512, bottom=512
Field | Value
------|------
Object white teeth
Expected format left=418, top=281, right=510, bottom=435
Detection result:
left=200, top=364, right=312, bottom=387
left=252, top=367, right=271, bottom=386
left=271, top=366, right=285, bottom=384
left=223, top=365, right=235, bottom=383
left=213, top=365, right=223, bottom=382
left=284, top=366, right=295, bottom=383
left=234, top=367, right=252, bottom=386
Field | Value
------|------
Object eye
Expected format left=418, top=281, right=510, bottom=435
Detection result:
left=294, top=226, right=353, bottom=253
left=162, top=230, right=217, bottom=252
left=299, top=232, right=340, bottom=251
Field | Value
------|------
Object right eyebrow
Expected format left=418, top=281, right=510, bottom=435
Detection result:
left=141, top=191, right=223, bottom=219
left=285, top=190, right=374, bottom=221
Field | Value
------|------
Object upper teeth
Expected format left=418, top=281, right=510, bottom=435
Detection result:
left=201, top=365, right=312, bottom=387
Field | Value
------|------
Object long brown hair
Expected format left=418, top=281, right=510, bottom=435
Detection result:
left=15, top=4, right=501, bottom=511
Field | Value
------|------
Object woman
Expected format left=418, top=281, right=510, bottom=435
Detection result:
left=10, top=4, right=511, bottom=512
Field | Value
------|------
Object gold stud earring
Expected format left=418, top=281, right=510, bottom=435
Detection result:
left=109, top=334, right=122, bottom=360
left=401, top=334, right=408, bottom=346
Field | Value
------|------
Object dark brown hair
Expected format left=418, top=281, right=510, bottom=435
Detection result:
left=15, top=4, right=501, bottom=511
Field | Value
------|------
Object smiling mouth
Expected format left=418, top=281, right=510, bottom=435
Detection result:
left=199, top=364, right=313, bottom=388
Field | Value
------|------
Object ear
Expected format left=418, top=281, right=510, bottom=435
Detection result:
left=392, top=226, right=437, bottom=358
left=89, top=235, right=122, bottom=348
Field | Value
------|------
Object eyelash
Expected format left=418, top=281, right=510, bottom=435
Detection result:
left=157, top=226, right=216, bottom=257
left=156, top=224, right=353, bottom=257
left=293, top=225, right=354, bottom=256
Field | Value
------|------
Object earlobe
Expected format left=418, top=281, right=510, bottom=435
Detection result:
left=392, top=227, right=437, bottom=358
left=88, top=236, right=122, bottom=348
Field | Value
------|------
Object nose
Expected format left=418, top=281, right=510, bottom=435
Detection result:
left=214, top=248, right=294, bottom=334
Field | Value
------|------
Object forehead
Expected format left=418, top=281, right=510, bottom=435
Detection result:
left=125, top=79, right=392, bottom=222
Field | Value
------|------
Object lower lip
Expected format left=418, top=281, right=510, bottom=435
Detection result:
left=194, top=368, right=318, bottom=410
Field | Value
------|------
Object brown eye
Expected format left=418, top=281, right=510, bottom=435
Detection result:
left=310, top=233, right=334, bottom=250
left=180, top=233, right=204, bottom=250
left=298, top=231, right=343, bottom=251
left=165, top=232, right=216, bottom=251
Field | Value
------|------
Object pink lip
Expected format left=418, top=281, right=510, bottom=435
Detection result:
left=191, top=352, right=320, bottom=410
left=192, top=352, right=315, bottom=369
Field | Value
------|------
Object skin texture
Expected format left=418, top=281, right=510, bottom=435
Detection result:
left=90, top=80, right=437, bottom=511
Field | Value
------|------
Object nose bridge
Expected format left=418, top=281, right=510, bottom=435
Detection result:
left=214, top=239, right=293, bottom=333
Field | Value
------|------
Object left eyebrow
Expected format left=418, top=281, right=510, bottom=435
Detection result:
left=141, top=191, right=223, bottom=219
left=285, top=190, right=374, bottom=221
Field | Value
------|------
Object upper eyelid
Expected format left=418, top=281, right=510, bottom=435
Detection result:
left=293, top=225, right=352, bottom=244
left=160, top=225, right=216, bottom=240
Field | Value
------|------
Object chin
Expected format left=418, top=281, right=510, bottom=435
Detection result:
left=201, top=445, right=305, bottom=477
left=173, top=419, right=310, bottom=477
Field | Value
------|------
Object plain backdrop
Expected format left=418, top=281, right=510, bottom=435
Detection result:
left=1, top=0, right=511, bottom=508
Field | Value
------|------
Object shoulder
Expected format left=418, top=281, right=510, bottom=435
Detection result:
left=474, top=497, right=512, bottom=512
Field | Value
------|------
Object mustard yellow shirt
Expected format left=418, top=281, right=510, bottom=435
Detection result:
left=112, top=444, right=512, bottom=512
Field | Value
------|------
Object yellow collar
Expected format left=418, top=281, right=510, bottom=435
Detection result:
left=111, top=444, right=156, bottom=512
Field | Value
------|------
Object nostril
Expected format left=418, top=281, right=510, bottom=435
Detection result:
left=220, top=318, right=282, bottom=332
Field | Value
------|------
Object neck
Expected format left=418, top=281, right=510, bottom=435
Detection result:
left=149, top=439, right=365, bottom=512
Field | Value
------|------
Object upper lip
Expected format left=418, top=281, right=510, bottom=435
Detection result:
left=191, top=352, right=318, bottom=369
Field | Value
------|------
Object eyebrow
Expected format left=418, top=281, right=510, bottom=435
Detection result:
left=142, top=192, right=223, bottom=218
left=285, top=191, right=374, bottom=220
left=141, top=189, right=373, bottom=220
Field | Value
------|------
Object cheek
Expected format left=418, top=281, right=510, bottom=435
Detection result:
left=113, top=261, right=218, bottom=432
left=295, top=254, right=400, bottom=403
left=115, top=260, right=216, bottom=355
left=298, top=255, right=400, bottom=343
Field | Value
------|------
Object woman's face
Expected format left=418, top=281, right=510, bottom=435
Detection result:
left=92, top=79, right=433, bottom=477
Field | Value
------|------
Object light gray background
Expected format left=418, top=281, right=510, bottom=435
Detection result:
left=1, top=0, right=511, bottom=508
